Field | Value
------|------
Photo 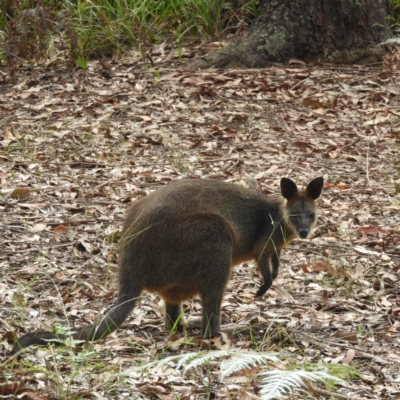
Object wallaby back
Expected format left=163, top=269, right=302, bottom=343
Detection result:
left=12, top=177, right=324, bottom=353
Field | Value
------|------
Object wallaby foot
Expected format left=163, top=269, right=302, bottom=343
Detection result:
left=201, top=290, right=225, bottom=338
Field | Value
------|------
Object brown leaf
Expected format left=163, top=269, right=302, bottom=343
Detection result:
left=332, top=329, right=358, bottom=343
left=136, top=382, right=173, bottom=399
left=342, top=349, right=355, bottom=364
left=0, top=382, right=28, bottom=396
left=311, top=262, right=328, bottom=272
left=19, top=202, right=47, bottom=209
left=54, top=225, right=69, bottom=236
left=288, top=59, right=306, bottom=66
left=302, top=98, right=325, bottom=108
left=10, top=188, right=30, bottom=198
left=358, top=226, right=392, bottom=236
left=212, top=332, right=231, bottom=350
left=301, top=263, right=310, bottom=273
left=323, top=183, right=347, bottom=189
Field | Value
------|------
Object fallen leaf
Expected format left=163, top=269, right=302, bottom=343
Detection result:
left=332, top=329, right=358, bottom=343
left=342, top=349, right=355, bottom=364
left=10, top=188, right=30, bottom=198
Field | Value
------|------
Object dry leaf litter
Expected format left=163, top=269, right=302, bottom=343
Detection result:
left=0, top=45, right=399, bottom=399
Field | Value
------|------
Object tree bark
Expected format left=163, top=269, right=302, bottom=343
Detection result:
left=194, top=0, right=392, bottom=68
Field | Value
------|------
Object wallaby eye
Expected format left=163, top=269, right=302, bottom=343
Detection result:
left=289, top=215, right=298, bottom=221
left=309, top=213, right=315, bottom=219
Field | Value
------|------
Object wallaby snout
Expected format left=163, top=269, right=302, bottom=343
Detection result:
left=298, top=229, right=309, bottom=239
left=289, top=211, right=316, bottom=239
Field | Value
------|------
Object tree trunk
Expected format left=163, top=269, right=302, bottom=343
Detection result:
left=195, top=0, right=392, bottom=68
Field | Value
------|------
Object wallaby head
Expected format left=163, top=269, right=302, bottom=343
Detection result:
left=281, top=177, right=324, bottom=239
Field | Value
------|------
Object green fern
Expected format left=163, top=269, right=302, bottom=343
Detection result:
left=181, top=350, right=233, bottom=372
left=126, top=349, right=235, bottom=374
left=379, top=37, right=400, bottom=45
left=258, top=369, right=341, bottom=400
left=220, top=351, right=280, bottom=380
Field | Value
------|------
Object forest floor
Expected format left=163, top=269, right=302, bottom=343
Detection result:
left=1, top=45, right=399, bottom=399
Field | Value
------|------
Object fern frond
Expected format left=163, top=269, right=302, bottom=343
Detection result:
left=379, top=37, right=400, bottom=46
left=258, top=369, right=342, bottom=400
left=220, top=351, right=281, bottom=380
left=124, top=353, right=185, bottom=374
left=119, top=349, right=358, bottom=400
left=303, top=363, right=363, bottom=388
left=124, top=350, right=234, bottom=375
left=182, top=350, right=233, bottom=373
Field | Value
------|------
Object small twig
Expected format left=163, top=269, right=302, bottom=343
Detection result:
left=280, top=115, right=293, bottom=135
left=347, top=72, right=384, bottom=85
left=366, top=137, right=371, bottom=184
left=291, top=77, right=310, bottom=90
left=339, top=139, right=359, bottom=151
left=4, top=242, right=73, bottom=255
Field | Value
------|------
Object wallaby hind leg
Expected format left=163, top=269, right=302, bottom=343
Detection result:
left=199, top=253, right=232, bottom=338
left=177, top=213, right=234, bottom=338
left=165, top=303, right=185, bottom=332
left=201, top=291, right=225, bottom=337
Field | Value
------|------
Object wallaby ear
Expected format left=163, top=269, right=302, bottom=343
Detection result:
left=281, top=177, right=298, bottom=200
left=306, top=177, right=324, bottom=200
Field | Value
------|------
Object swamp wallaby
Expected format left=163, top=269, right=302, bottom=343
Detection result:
left=12, top=176, right=324, bottom=353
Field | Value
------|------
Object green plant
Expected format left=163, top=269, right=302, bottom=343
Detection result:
left=379, top=37, right=400, bottom=45
left=357, top=325, right=363, bottom=336
left=375, top=15, right=400, bottom=44
left=1, top=0, right=257, bottom=67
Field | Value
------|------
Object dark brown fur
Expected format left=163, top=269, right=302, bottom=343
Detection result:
left=12, top=177, right=323, bottom=353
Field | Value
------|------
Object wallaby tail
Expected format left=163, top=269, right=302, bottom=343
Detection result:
left=12, top=296, right=136, bottom=354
